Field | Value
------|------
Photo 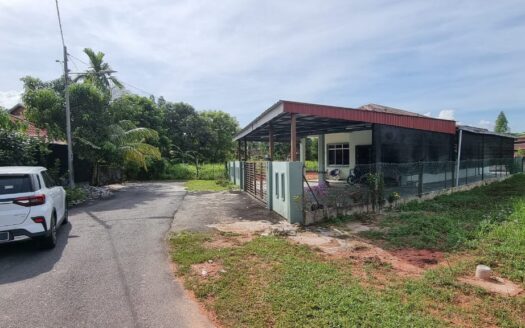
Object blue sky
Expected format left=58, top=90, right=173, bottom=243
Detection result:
left=1, top=0, right=524, bottom=131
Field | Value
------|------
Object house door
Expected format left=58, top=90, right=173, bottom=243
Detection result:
left=355, top=145, right=372, bottom=165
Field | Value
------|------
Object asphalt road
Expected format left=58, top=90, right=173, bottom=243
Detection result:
left=0, top=182, right=213, bottom=328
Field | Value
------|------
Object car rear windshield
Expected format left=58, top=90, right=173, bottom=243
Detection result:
left=0, top=175, right=34, bottom=195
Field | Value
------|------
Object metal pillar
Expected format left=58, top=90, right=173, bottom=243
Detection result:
left=318, top=134, right=325, bottom=181
left=290, top=113, right=297, bottom=161
left=455, top=129, right=463, bottom=187
left=268, top=123, right=274, bottom=160
left=299, top=138, right=306, bottom=163
left=237, top=140, right=242, bottom=161
left=244, top=138, right=248, bottom=161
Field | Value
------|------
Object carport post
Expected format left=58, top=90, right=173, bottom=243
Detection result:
left=290, top=113, right=297, bottom=161
left=237, top=140, right=241, bottom=161
left=318, top=134, right=325, bottom=181
left=268, top=123, right=274, bottom=160
left=244, top=138, right=248, bottom=161
left=300, top=138, right=306, bottom=163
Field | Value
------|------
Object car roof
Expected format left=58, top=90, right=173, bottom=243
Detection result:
left=0, top=166, right=46, bottom=175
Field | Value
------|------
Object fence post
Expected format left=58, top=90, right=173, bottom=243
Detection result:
left=417, top=162, right=423, bottom=198
left=481, top=159, right=484, bottom=181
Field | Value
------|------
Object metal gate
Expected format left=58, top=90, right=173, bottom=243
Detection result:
left=243, top=162, right=267, bottom=204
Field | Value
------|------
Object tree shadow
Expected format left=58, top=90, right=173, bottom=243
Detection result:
left=0, top=222, right=71, bottom=285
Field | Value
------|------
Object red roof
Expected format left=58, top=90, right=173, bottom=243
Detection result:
left=9, top=115, right=49, bottom=138
left=282, top=101, right=457, bottom=135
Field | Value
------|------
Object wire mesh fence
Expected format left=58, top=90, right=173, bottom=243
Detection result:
left=351, top=157, right=524, bottom=199
left=303, top=157, right=525, bottom=220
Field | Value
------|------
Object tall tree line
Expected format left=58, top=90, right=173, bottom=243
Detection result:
left=17, top=48, right=239, bottom=180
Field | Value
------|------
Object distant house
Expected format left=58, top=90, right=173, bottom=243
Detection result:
left=8, top=103, right=52, bottom=140
left=6, top=103, right=68, bottom=175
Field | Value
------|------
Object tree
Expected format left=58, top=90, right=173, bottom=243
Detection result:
left=495, top=111, right=509, bottom=133
left=200, top=111, right=239, bottom=162
left=74, top=48, right=123, bottom=93
left=0, top=111, right=47, bottom=166
left=105, top=120, right=161, bottom=170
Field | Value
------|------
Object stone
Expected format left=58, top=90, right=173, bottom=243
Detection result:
left=475, top=264, right=492, bottom=280
left=201, top=270, right=208, bottom=277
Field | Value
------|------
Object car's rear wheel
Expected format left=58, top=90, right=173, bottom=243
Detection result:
left=39, top=214, right=57, bottom=250
left=62, top=207, right=69, bottom=225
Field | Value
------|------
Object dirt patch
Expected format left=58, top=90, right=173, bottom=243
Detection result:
left=209, top=220, right=299, bottom=236
left=191, top=261, right=225, bottom=279
left=458, top=276, right=524, bottom=297
left=289, top=232, right=424, bottom=276
left=390, top=248, right=445, bottom=268
left=204, top=234, right=254, bottom=249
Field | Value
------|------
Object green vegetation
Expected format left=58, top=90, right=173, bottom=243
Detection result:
left=495, top=111, right=510, bottom=133
left=0, top=110, right=48, bottom=166
left=361, top=174, right=525, bottom=251
left=170, top=233, right=442, bottom=327
left=184, top=179, right=235, bottom=192
left=17, top=47, right=239, bottom=184
left=65, top=186, right=88, bottom=207
left=305, top=160, right=318, bottom=171
left=478, top=199, right=525, bottom=283
left=170, top=176, right=525, bottom=327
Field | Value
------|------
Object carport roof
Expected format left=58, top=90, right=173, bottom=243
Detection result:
left=234, top=100, right=457, bottom=141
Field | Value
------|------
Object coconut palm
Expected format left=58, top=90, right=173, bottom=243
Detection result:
left=74, top=48, right=123, bottom=91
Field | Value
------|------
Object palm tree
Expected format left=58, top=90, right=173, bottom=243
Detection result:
left=74, top=48, right=123, bottom=91
left=106, top=120, right=161, bottom=170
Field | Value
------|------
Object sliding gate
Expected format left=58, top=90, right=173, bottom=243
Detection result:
left=243, top=162, right=267, bottom=204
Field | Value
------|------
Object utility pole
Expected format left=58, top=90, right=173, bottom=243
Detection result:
left=55, top=0, right=74, bottom=187
left=63, top=45, right=75, bottom=187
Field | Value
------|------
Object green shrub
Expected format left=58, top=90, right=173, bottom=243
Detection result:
left=305, top=160, right=318, bottom=171
left=65, top=186, right=87, bottom=207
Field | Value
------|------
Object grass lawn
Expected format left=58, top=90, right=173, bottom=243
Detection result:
left=184, top=179, right=235, bottom=192
left=171, top=174, right=525, bottom=327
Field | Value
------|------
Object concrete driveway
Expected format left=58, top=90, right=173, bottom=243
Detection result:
left=0, top=182, right=212, bottom=328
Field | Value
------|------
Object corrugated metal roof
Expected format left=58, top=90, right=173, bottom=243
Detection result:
left=282, top=101, right=457, bottom=135
left=358, top=103, right=427, bottom=118
left=457, top=125, right=515, bottom=139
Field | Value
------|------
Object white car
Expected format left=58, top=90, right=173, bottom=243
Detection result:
left=0, top=166, right=68, bottom=249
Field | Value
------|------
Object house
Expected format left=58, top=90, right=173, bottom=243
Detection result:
left=8, top=103, right=51, bottom=139
left=6, top=103, right=68, bottom=175
left=229, top=100, right=518, bottom=223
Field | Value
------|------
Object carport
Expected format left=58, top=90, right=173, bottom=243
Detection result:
left=230, top=100, right=459, bottom=224
left=234, top=100, right=456, bottom=180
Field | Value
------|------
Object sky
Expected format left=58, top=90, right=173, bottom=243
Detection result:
left=1, top=0, right=524, bottom=132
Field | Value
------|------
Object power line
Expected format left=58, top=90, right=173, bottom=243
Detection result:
left=68, top=54, right=80, bottom=72
left=120, top=80, right=154, bottom=97
left=54, top=0, right=65, bottom=47
left=68, top=53, right=89, bottom=67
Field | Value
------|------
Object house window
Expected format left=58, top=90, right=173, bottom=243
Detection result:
left=327, top=143, right=350, bottom=165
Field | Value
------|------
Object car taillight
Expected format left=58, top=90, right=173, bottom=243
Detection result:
left=14, top=195, right=46, bottom=207
left=32, top=216, right=45, bottom=223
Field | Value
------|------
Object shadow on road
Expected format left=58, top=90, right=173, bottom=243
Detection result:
left=0, top=222, right=71, bottom=285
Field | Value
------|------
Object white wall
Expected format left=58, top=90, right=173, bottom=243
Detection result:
left=324, top=130, right=372, bottom=178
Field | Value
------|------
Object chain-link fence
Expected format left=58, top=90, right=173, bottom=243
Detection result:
left=302, top=157, right=524, bottom=222
left=353, top=157, right=524, bottom=198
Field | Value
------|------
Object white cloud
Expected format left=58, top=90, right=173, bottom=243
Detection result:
left=0, top=90, right=22, bottom=109
left=438, top=109, right=455, bottom=120
left=477, top=119, right=495, bottom=131
left=0, top=0, right=524, bottom=129
left=423, top=112, right=432, bottom=117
